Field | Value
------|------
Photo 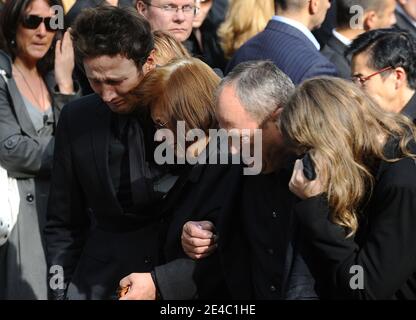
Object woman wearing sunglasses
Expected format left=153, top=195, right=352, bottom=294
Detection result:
left=0, top=0, right=79, bottom=300
left=280, top=77, right=416, bottom=299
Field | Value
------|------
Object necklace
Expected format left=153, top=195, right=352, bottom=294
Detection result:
left=14, top=64, right=46, bottom=112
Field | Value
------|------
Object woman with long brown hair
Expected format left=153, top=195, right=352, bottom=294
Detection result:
left=279, top=76, right=416, bottom=299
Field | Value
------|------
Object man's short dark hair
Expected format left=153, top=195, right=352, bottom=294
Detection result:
left=347, top=28, right=416, bottom=90
left=71, top=6, right=154, bottom=69
left=336, top=0, right=382, bottom=28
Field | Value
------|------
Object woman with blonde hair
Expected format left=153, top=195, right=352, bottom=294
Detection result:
left=279, top=77, right=416, bottom=299
left=218, top=0, right=274, bottom=59
left=153, top=30, right=191, bottom=66
left=119, top=58, right=242, bottom=300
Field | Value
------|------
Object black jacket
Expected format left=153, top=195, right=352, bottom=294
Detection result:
left=395, top=9, right=416, bottom=40
left=402, top=93, right=416, bottom=125
left=44, top=94, right=168, bottom=300
left=185, top=21, right=228, bottom=72
left=294, top=139, right=416, bottom=299
left=154, top=162, right=243, bottom=300
left=154, top=162, right=317, bottom=300
left=321, top=35, right=351, bottom=79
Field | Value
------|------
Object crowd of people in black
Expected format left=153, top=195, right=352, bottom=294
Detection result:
left=0, top=0, right=416, bottom=301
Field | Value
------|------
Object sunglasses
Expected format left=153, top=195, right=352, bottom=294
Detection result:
left=21, top=15, right=56, bottom=31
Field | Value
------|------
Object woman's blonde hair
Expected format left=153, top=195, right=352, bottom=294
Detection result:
left=153, top=30, right=191, bottom=65
left=129, top=58, right=220, bottom=134
left=279, top=77, right=416, bottom=236
left=218, top=0, right=275, bottom=59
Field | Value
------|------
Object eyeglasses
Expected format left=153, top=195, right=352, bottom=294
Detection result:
left=144, top=2, right=198, bottom=15
left=21, top=15, right=56, bottom=31
left=352, top=66, right=394, bottom=86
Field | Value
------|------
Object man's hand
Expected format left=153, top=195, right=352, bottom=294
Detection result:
left=181, top=221, right=217, bottom=260
left=118, top=273, right=156, bottom=300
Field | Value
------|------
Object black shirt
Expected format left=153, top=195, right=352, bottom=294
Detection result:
left=109, top=114, right=133, bottom=211
left=241, top=169, right=296, bottom=299
left=108, top=113, right=170, bottom=214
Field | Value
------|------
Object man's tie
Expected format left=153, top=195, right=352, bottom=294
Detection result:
left=126, top=117, right=152, bottom=209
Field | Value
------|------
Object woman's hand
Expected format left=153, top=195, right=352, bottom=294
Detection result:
left=54, top=29, right=75, bottom=94
left=289, top=159, right=325, bottom=200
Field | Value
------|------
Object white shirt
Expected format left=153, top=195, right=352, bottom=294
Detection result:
left=332, top=29, right=352, bottom=46
left=272, top=15, right=321, bottom=50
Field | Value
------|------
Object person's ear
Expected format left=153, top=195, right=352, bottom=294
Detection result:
left=266, top=107, right=284, bottom=129
left=272, top=107, right=284, bottom=120
left=393, top=67, right=408, bottom=90
left=308, top=0, right=319, bottom=15
left=136, top=1, right=148, bottom=16
left=363, top=11, right=377, bottom=31
left=142, top=49, right=156, bottom=75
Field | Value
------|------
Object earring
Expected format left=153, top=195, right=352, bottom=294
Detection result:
left=10, top=39, right=16, bottom=46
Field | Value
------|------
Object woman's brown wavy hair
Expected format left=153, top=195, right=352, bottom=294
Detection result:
left=127, top=58, right=220, bottom=134
left=279, top=77, right=416, bottom=236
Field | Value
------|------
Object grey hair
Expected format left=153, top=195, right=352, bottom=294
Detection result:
left=217, top=60, right=295, bottom=123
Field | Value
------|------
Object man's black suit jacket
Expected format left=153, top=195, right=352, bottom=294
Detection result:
left=395, top=9, right=416, bottom=40
left=44, top=94, right=168, bottom=300
left=321, top=35, right=351, bottom=79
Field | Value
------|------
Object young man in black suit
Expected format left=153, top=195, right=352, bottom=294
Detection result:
left=44, top=6, right=172, bottom=300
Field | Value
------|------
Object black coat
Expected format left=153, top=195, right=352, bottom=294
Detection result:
left=395, top=9, right=416, bottom=40
left=154, top=162, right=244, bottom=300
left=402, top=93, right=416, bottom=125
left=294, top=139, right=416, bottom=299
left=44, top=94, right=168, bottom=300
left=185, top=22, right=228, bottom=72
left=155, top=162, right=317, bottom=300
left=321, top=35, right=351, bottom=79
